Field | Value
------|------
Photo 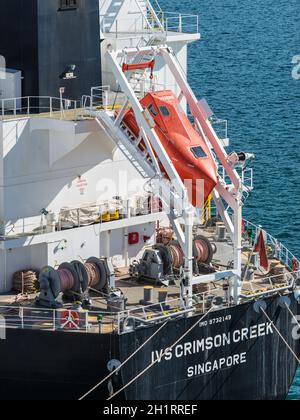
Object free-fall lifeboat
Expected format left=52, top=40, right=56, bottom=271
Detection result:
left=122, top=90, right=218, bottom=208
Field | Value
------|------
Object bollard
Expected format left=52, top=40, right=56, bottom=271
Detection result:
left=144, top=286, right=154, bottom=303
left=158, top=289, right=168, bottom=304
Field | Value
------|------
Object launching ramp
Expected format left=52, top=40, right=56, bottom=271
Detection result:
left=91, top=45, right=249, bottom=305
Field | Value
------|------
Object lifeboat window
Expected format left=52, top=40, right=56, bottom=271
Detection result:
left=191, top=146, right=207, bottom=159
left=159, top=106, right=170, bottom=117
left=148, top=104, right=157, bottom=117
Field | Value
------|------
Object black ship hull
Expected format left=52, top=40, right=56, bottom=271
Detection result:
left=0, top=294, right=299, bottom=400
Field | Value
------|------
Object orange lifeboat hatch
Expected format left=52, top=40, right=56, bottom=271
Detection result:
left=122, top=90, right=218, bottom=208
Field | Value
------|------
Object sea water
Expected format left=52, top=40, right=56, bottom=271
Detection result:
left=159, top=0, right=300, bottom=399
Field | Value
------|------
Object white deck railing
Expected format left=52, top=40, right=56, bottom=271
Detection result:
left=101, top=16, right=158, bottom=37
left=100, top=0, right=199, bottom=39
left=0, top=286, right=228, bottom=335
left=101, top=13, right=199, bottom=38
left=243, top=220, right=300, bottom=271
left=160, top=12, right=199, bottom=34
left=0, top=96, right=79, bottom=120
left=0, top=305, right=103, bottom=333
left=116, top=286, right=232, bottom=333
left=0, top=88, right=125, bottom=121
left=0, top=265, right=296, bottom=335
left=0, top=196, right=163, bottom=239
left=218, top=164, right=254, bottom=193
left=240, top=271, right=297, bottom=299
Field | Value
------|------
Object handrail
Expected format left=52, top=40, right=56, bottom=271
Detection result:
left=0, top=305, right=113, bottom=333
left=218, top=164, right=254, bottom=194
left=0, top=96, right=79, bottom=120
left=90, top=85, right=111, bottom=108
left=240, top=271, right=296, bottom=300
left=1, top=195, right=162, bottom=239
left=116, top=286, right=228, bottom=327
left=0, top=89, right=118, bottom=121
left=100, top=11, right=199, bottom=37
left=243, top=219, right=300, bottom=271
left=0, top=266, right=297, bottom=335
left=159, top=12, right=199, bottom=34
left=134, top=0, right=164, bottom=32
left=151, top=0, right=163, bottom=14
left=0, top=286, right=228, bottom=335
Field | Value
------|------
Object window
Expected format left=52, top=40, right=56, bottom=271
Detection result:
left=191, top=146, right=207, bottom=159
left=159, top=106, right=170, bottom=117
left=148, top=103, right=157, bottom=117
left=59, top=0, right=79, bottom=11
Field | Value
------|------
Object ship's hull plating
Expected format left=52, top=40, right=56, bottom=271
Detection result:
left=0, top=294, right=298, bottom=400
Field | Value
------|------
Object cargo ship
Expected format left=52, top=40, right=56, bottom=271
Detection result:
left=0, top=0, right=299, bottom=401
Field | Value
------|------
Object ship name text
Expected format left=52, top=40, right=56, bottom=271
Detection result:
left=151, top=322, right=273, bottom=377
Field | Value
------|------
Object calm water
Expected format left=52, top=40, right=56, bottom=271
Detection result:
left=160, top=0, right=300, bottom=399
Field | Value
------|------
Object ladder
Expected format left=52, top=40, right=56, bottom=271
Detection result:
left=93, top=110, right=152, bottom=179
left=92, top=109, right=184, bottom=216
left=134, top=0, right=164, bottom=32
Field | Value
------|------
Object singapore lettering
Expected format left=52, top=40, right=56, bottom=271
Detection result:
left=151, top=322, right=273, bottom=378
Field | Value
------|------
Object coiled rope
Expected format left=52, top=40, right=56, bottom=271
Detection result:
left=106, top=306, right=215, bottom=401
left=194, top=239, right=209, bottom=264
left=85, top=263, right=101, bottom=288
left=169, top=243, right=184, bottom=269
left=12, top=271, right=38, bottom=294
left=58, top=262, right=102, bottom=294
left=58, top=269, right=75, bottom=293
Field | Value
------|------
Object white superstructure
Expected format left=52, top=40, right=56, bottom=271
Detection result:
left=100, top=0, right=200, bottom=91
left=0, top=0, right=201, bottom=292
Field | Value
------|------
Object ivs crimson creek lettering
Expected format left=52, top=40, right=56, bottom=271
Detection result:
left=151, top=322, right=273, bottom=363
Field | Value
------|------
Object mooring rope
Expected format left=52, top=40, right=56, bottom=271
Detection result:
left=78, top=320, right=168, bottom=400
left=84, top=262, right=101, bottom=288
left=107, top=306, right=215, bottom=401
left=12, top=270, right=38, bottom=294
left=260, top=307, right=300, bottom=364
left=58, top=269, right=75, bottom=293
left=284, top=302, right=300, bottom=340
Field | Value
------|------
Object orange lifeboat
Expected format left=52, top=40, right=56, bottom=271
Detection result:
left=122, top=90, right=218, bottom=207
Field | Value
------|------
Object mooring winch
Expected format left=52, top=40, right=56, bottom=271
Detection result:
left=130, top=235, right=216, bottom=286
left=36, top=257, right=116, bottom=308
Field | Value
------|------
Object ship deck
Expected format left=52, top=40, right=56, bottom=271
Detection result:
left=0, top=222, right=295, bottom=335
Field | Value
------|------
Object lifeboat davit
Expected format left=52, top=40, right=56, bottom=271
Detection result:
left=122, top=90, right=218, bottom=207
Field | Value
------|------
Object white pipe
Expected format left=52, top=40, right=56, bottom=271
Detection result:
left=124, top=227, right=129, bottom=268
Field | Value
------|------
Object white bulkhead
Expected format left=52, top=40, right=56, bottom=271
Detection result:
left=0, top=117, right=164, bottom=291
left=0, top=0, right=201, bottom=292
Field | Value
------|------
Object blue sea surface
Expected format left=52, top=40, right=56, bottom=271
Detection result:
left=160, top=0, right=300, bottom=399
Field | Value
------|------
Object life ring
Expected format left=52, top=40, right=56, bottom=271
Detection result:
left=61, top=310, right=80, bottom=329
